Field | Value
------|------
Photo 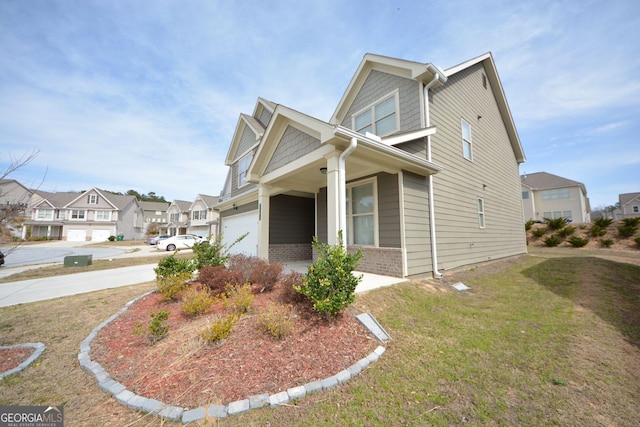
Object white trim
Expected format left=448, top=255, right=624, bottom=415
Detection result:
left=398, top=170, right=408, bottom=277
left=478, top=198, right=485, bottom=228
left=351, top=90, right=400, bottom=137
left=461, top=118, right=473, bottom=161
left=346, top=176, right=378, bottom=247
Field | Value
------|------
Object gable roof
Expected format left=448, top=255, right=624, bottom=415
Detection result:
left=140, top=201, right=170, bottom=211
left=224, top=98, right=273, bottom=166
left=170, top=199, right=192, bottom=212
left=619, top=192, right=640, bottom=206
left=444, top=52, right=525, bottom=164
left=64, top=188, right=118, bottom=209
left=330, top=53, right=447, bottom=125
left=521, top=172, right=586, bottom=193
left=189, top=194, right=218, bottom=210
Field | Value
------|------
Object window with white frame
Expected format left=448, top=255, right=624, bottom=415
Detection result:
left=543, top=211, right=572, bottom=220
left=633, top=206, right=639, bottom=213
left=346, top=179, right=377, bottom=246
left=237, top=152, right=253, bottom=188
left=478, top=199, right=485, bottom=228
left=462, top=119, right=472, bottom=160
left=541, top=188, right=570, bottom=200
left=88, top=194, right=98, bottom=204
left=37, top=209, right=53, bottom=220
left=95, top=210, right=111, bottom=221
left=56, top=210, right=65, bottom=220
left=191, top=210, right=207, bottom=220
left=170, top=213, right=180, bottom=222
left=352, top=91, right=399, bottom=137
left=522, top=191, right=529, bottom=199
left=71, top=209, right=86, bottom=220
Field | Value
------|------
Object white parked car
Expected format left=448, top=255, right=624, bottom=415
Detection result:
left=157, top=234, right=204, bottom=251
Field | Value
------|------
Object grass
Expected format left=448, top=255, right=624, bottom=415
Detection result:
left=1, top=251, right=639, bottom=426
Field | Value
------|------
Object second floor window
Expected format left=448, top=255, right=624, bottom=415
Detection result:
left=95, top=210, right=111, bottom=221
left=88, top=194, right=98, bottom=204
left=542, top=188, right=570, bottom=200
left=170, top=213, right=180, bottom=222
left=353, top=92, right=399, bottom=137
left=71, top=210, right=86, bottom=220
left=462, top=119, right=472, bottom=160
left=37, top=209, right=53, bottom=220
left=238, top=152, right=253, bottom=187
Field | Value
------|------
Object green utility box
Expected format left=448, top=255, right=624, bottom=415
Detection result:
left=117, top=234, right=124, bottom=241
left=64, top=255, right=93, bottom=267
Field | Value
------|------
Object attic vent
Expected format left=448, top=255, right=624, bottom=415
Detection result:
left=482, top=74, right=487, bottom=89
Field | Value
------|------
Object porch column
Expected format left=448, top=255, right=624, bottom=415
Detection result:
left=325, top=153, right=340, bottom=245
left=258, top=184, right=271, bottom=260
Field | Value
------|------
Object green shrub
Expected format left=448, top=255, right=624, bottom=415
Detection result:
left=593, top=217, right=614, bottom=228
left=617, top=225, right=638, bottom=238
left=157, top=272, right=191, bottom=301
left=134, top=310, right=170, bottom=344
left=197, top=265, right=244, bottom=297
left=568, top=236, right=589, bottom=247
left=221, top=283, right=254, bottom=314
left=590, top=225, right=608, bottom=237
left=542, top=235, right=563, bottom=247
left=544, top=217, right=568, bottom=231
left=557, top=226, right=576, bottom=238
left=531, top=227, right=547, bottom=238
left=154, top=255, right=195, bottom=280
left=600, top=239, right=614, bottom=248
left=201, top=313, right=240, bottom=343
left=181, top=286, right=216, bottom=316
left=622, top=217, right=640, bottom=227
left=108, top=235, right=116, bottom=241
left=635, top=237, right=640, bottom=247
left=295, top=232, right=362, bottom=320
left=524, top=219, right=535, bottom=231
left=257, top=303, right=295, bottom=340
left=192, top=235, right=227, bottom=269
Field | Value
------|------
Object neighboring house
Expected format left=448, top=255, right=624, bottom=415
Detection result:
left=0, top=179, right=35, bottom=219
left=521, top=172, right=591, bottom=223
left=24, top=188, right=144, bottom=241
left=141, top=201, right=170, bottom=233
left=214, top=52, right=527, bottom=278
left=615, top=192, right=640, bottom=219
left=187, top=194, right=219, bottom=238
left=161, top=200, right=191, bottom=236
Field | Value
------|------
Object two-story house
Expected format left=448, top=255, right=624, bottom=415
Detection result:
left=140, top=201, right=170, bottom=235
left=521, top=172, right=591, bottom=223
left=25, top=188, right=144, bottom=241
left=162, top=200, right=191, bottom=236
left=187, top=194, right=219, bottom=238
left=615, top=192, right=640, bottom=219
left=215, top=52, right=527, bottom=278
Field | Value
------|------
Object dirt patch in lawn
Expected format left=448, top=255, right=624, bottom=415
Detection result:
left=0, top=347, right=34, bottom=373
left=90, top=281, right=379, bottom=409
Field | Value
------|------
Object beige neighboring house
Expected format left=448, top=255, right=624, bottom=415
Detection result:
left=25, top=188, right=144, bottom=241
left=615, top=192, right=640, bottom=219
left=215, top=52, right=527, bottom=278
left=161, top=200, right=191, bottom=236
left=187, top=194, right=219, bottom=238
left=521, top=172, right=591, bottom=223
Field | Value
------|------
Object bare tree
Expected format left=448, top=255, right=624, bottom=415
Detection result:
left=1, top=148, right=42, bottom=257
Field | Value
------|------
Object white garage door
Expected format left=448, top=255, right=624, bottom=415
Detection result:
left=91, top=230, right=111, bottom=242
left=67, top=229, right=87, bottom=242
left=222, top=211, right=259, bottom=256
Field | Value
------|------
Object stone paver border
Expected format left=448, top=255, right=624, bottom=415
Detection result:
left=78, top=291, right=388, bottom=424
left=0, top=342, right=46, bottom=380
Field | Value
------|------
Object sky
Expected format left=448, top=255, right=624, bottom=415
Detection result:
left=1, top=0, right=639, bottom=210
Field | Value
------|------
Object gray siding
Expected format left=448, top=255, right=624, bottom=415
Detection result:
left=402, top=171, right=433, bottom=276
left=230, top=154, right=257, bottom=197
left=317, top=188, right=327, bottom=243
left=235, top=126, right=257, bottom=161
left=339, top=70, right=422, bottom=134
left=430, top=62, right=526, bottom=269
left=395, top=138, right=427, bottom=159
left=377, top=173, right=401, bottom=248
left=258, top=108, right=272, bottom=128
left=269, top=195, right=314, bottom=244
left=220, top=201, right=259, bottom=218
left=264, top=126, right=321, bottom=174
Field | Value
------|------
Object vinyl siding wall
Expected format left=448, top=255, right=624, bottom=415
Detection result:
left=531, top=186, right=589, bottom=223
left=264, top=126, right=321, bottom=174
left=402, top=171, right=433, bottom=276
left=269, top=195, right=314, bottom=244
left=429, top=62, right=526, bottom=269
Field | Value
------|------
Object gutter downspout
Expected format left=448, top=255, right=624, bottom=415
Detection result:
left=423, top=73, right=443, bottom=278
left=338, top=137, right=358, bottom=248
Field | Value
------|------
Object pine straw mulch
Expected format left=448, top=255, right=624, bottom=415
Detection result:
left=90, top=281, right=379, bottom=410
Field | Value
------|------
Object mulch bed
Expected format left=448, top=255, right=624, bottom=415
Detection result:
left=0, top=347, right=34, bottom=373
left=90, top=281, right=379, bottom=409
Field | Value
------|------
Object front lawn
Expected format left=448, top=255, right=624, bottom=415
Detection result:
left=1, top=252, right=638, bottom=426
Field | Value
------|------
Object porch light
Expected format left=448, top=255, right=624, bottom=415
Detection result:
left=320, top=167, right=328, bottom=174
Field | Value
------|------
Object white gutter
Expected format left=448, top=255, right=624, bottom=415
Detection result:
left=338, top=136, right=358, bottom=248
left=423, top=73, right=443, bottom=278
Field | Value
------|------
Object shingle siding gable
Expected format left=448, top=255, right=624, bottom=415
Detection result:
left=235, top=126, right=257, bottom=162
left=339, top=70, right=422, bottom=134
left=264, top=125, right=321, bottom=174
